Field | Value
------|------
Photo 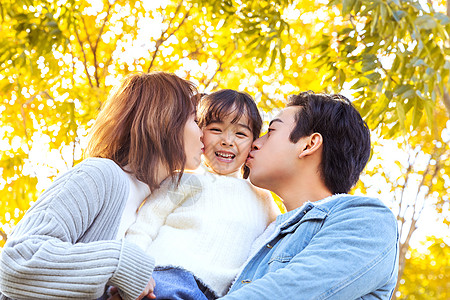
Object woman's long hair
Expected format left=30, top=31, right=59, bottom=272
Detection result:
left=87, top=72, right=199, bottom=191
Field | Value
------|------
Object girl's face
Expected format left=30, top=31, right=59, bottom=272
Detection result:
left=184, top=112, right=204, bottom=170
left=202, top=113, right=253, bottom=175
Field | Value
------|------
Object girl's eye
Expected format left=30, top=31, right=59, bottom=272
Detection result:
left=210, top=128, right=221, bottom=132
left=236, top=132, right=248, bottom=137
left=268, top=128, right=274, bottom=133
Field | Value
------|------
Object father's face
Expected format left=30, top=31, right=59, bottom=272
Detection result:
left=246, top=106, right=300, bottom=191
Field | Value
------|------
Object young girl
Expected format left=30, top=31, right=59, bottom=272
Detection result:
left=125, top=89, right=280, bottom=300
left=0, top=72, right=204, bottom=300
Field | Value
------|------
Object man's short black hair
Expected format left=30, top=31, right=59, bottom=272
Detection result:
left=287, top=91, right=371, bottom=194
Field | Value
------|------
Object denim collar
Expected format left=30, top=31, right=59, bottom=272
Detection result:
left=275, top=194, right=346, bottom=230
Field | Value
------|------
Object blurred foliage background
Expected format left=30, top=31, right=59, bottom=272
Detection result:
left=0, top=0, right=449, bottom=298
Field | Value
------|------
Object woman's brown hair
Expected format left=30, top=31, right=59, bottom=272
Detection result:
left=87, top=72, right=199, bottom=191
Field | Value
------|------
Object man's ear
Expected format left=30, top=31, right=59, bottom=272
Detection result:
left=298, top=133, right=323, bottom=158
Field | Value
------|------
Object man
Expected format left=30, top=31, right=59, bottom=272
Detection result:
left=220, top=92, right=399, bottom=299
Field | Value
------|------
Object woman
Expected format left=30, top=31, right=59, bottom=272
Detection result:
left=0, top=72, right=204, bottom=300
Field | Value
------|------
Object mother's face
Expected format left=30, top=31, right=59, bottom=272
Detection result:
left=183, top=112, right=204, bottom=170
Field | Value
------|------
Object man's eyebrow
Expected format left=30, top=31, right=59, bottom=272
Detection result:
left=269, top=118, right=283, bottom=126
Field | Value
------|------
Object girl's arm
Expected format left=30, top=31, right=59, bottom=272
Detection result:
left=125, top=173, right=202, bottom=252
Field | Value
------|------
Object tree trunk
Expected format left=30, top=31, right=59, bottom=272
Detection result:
left=448, top=0, right=450, bottom=17
left=444, top=90, right=450, bottom=116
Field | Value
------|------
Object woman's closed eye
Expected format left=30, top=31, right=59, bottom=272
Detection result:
left=209, top=128, right=222, bottom=132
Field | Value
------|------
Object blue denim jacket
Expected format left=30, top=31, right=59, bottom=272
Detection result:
left=220, top=194, right=399, bottom=300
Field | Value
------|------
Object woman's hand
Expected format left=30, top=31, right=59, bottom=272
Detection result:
left=107, top=277, right=156, bottom=300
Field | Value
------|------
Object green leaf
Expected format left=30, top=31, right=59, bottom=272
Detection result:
left=412, top=59, right=426, bottom=67
left=415, top=15, right=437, bottom=30
left=387, top=122, right=400, bottom=138
left=401, top=89, right=415, bottom=100
left=340, top=27, right=353, bottom=35
left=385, top=90, right=393, bottom=100
left=365, top=72, right=381, bottom=82
left=393, top=85, right=411, bottom=96
left=423, top=99, right=434, bottom=129
left=392, top=10, right=406, bottom=21
left=372, top=93, right=390, bottom=116
left=354, top=0, right=362, bottom=13
left=269, top=47, right=277, bottom=67
left=380, top=4, right=387, bottom=26
left=351, top=78, right=369, bottom=89
left=342, top=0, right=356, bottom=15
left=434, top=12, right=450, bottom=26
left=280, top=52, right=286, bottom=70
left=395, top=100, right=406, bottom=131
left=361, top=60, right=377, bottom=73
left=370, top=6, right=379, bottom=36
left=46, top=21, right=58, bottom=28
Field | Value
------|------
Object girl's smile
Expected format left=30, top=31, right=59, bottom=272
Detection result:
left=202, top=113, right=253, bottom=176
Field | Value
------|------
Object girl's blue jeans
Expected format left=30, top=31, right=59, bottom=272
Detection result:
left=145, top=267, right=217, bottom=300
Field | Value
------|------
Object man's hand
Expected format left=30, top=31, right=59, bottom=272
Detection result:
left=107, top=277, right=156, bottom=300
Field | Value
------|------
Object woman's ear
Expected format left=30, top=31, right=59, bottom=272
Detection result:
left=298, top=133, right=323, bottom=159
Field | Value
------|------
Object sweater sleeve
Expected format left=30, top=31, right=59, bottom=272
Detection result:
left=0, top=159, right=155, bottom=300
left=125, top=173, right=202, bottom=252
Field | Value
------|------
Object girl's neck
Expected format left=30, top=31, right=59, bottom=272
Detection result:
left=202, top=161, right=242, bottom=179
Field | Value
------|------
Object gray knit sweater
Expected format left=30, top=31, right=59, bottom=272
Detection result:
left=0, top=158, right=155, bottom=300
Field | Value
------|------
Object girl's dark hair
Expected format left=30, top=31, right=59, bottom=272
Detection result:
left=287, top=91, right=371, bottom=194
left=87, top=72, right=199, bottom=191
left=198, top=89, right=262, bottom=179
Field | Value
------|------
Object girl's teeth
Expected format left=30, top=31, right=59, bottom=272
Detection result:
left=216, top=152, right=234, bottom=158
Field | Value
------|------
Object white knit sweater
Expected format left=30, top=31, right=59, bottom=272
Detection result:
left=125, top=168, right=280, bottom=296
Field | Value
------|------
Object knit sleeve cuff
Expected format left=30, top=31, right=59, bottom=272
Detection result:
left=109, top=240, right=155, bottom=300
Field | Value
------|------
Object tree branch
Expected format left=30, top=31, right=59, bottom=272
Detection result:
left=16, top=81, right=31, bottom=154
left=94, top=3, right=112, bottom=53
left=147, top=2, right=191, bottom=72
left=92, top=2, right=113, bottom=87
left=0, top=229, right=7, bottom=242
left=397, top=148, right=416, bottom=239
left=81, top=15, right=94, bottom=51
left=203, top=50, right=230, bottom=89
left=74, top=21, right=94, bottom=88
